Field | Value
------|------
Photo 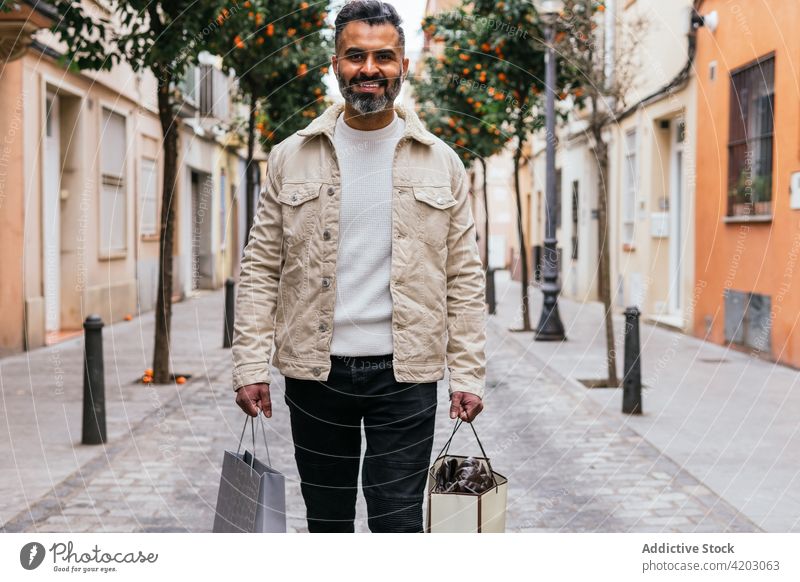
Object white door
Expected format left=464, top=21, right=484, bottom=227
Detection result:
left=668, top=118, right=685, bottom=318
left=43, top=91, right=61, bottom=332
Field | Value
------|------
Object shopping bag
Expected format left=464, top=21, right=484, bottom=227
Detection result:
left=426, top=420, right=508, bottom=533
left=212, top=413, right=286, bottom=532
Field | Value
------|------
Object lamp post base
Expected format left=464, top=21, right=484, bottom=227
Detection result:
left=535, top=283, right=566, bottom=341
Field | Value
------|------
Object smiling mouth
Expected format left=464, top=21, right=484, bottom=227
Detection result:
left=354, top=80, right=384, bottom=91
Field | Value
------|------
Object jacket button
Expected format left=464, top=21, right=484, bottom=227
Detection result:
left=292, top=194, right=298, bottom=202
left=312, top=367, right=321, bottom=376
left=327, top=186, right=335, bottom=196
left=436, top=197, right=445, bottom=205
left=321, top=277, right=331, bottom=288
left=323, top=229, right=331, bottom=240
left=319, top=323, right=327, bottom=332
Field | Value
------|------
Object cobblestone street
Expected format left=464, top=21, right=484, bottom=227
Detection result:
left=1, top=285, right=761, bottom=533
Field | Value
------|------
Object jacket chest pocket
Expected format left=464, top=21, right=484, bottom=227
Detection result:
left=413, top=185, right=457, bottom=247
left=278, top=183, right=323, bottom=245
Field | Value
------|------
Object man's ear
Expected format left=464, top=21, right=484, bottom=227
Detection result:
left=402, top=56, right=410, bottom=81
left=331, top=54, right=338, bottom=76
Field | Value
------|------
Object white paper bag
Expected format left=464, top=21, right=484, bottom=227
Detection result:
left=425, top=420, right=508, bottom=533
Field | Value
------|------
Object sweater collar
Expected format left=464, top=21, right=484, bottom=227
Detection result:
left=297, top=101, right=436, bottom=146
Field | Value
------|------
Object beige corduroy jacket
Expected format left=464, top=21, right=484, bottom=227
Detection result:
left=231, top=102, right=487, bottom=398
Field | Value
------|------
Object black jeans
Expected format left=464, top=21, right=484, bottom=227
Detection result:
left=284, top=354, right=437, bottom=533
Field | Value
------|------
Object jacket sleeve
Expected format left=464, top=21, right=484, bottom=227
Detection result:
left=444, top=151, right=487, bottom=399
left=231, top=147, right=283, bottom=391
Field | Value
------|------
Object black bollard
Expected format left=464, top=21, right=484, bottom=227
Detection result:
left=82, top=315, right=107, bottom=444
left=622, top=306, right=643, bottom=415
left=486, top=268, right=496, bottom=315
left=223, top=277, right=235, bottom=348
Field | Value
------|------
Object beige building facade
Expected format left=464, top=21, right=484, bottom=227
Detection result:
left=531, top=0, right=698, bottom=332
left=0, top=2, right=249, bottom=355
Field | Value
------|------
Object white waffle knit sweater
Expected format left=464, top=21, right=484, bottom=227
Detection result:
left=329, top=110, right=406, bottom=356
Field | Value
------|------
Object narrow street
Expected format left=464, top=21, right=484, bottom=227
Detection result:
left=2, top=273, right=780, bottom=533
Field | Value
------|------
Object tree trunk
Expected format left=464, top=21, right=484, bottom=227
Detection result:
left=152, top=76, right=180, bottom=384
left=592, top=126, right=618, bottom=386
left=244, top=99, right=257, bottom=240
left=513, top=139, right=532, bottom=331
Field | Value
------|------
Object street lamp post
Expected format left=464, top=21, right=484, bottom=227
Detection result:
left=535, top=0, right=566, bottom=341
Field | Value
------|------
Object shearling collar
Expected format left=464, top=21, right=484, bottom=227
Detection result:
left=297, top=101, right=436, bottom=146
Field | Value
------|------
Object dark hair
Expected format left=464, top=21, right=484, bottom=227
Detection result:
left=334, top=1, right=405, bottom=55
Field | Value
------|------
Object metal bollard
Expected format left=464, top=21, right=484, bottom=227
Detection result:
left=223, top=277, right=235, bottom=348
left=82, top=315, right=107, bottom=444
left=622, top=306, right=643, bottom=415
left=486, top=268, right=496, bottom=315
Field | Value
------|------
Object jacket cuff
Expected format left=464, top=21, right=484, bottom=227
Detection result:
left=448, top=375, right=485, bottom=400
left=232, top=362, right=272, bottom=392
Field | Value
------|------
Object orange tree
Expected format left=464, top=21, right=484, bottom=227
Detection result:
left=208, top=0, right=330, bottom=232
left=412, top=9, right=510, bottom=298
left=423, top=0, right=583, bottom=331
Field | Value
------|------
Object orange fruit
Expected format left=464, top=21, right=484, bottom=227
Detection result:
left=124, top=314, right=132, bottom=321
left=145, top=368, right=153, bottom=376
left=142, top=375, right=152, bottom=384
left=176, top=376, right=187, bottom=385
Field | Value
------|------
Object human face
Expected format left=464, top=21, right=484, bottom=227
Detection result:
left=332, top=21, right=409, bottom=115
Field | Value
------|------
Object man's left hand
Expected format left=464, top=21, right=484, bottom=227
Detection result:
left=449, top=391, right=484, bottom=423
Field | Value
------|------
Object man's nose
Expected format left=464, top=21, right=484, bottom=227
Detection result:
left=361, top=54, right=379, bottom=75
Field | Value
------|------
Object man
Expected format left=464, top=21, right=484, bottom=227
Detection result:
left=232, top=0, right=486, bottom=533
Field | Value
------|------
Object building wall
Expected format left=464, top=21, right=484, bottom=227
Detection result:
left=0, top=59, right=26, bottom=354
left=18, top=50, right=164, bottom=345
left=0, top=4, right=251, bottom=356
left=609, top=0, right=697, bottom=330
left=694, top=0, right=800, bottom=364
left=609, top=81, right=697, bottom=325
left=558, top=130, right=599, bottom=301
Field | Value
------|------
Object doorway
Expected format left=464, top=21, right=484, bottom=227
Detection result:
left=668, top=117, right=685, bottom=319
left=43, top=91, right=61, bottom=335
left=190, top=169, right=214, bottom=290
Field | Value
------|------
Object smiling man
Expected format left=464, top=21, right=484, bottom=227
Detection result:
left=232, top=0, right=487, bottom=533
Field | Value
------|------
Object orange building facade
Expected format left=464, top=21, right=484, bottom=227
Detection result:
left=694, top=0, right=800, bottom=365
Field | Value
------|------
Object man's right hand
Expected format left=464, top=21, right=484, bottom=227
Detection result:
left=235, top=383, right=272, bottom=418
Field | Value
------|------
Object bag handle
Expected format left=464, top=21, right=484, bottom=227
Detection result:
left=236, top=413, right=272, bottom=468
left=434, top=419, right=499, bottom=491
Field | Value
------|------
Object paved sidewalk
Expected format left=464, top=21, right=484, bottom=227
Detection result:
left=492, top=270, right=799, bottom=532
left=2, top=284, right=761, bottom=533
left=0, top=290, right=232, bottom=529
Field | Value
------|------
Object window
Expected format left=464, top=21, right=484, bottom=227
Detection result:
left=179, top=65, right=198, bottom=106
left=727, top=55, right=775, bottom=217
left=139, top=158, right=158, bottom=237
left=100, top=108, right=127, bottom=256
left=199, top=65, right=230, bottom=119
left=623, top=129, right=638, bottom=246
